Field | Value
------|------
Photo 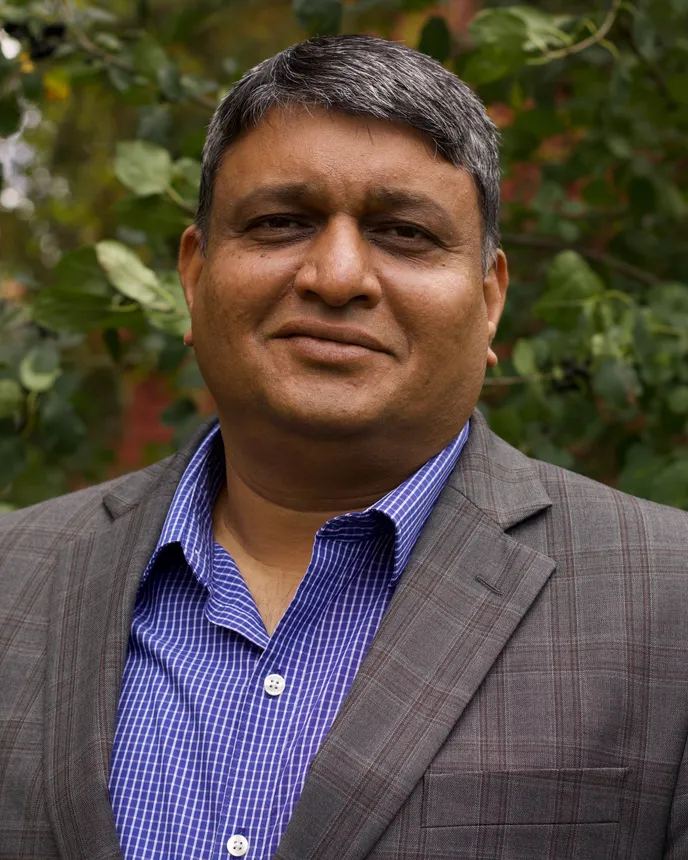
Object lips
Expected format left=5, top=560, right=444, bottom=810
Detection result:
left=273, top=321, right=387, bottom=353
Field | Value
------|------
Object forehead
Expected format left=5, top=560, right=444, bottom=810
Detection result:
left=212, top=105, right=480, bottom=220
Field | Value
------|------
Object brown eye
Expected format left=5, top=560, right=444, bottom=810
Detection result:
left=252, top=215, right=305, bottom=230
left=372, top=223, right=434, bottom=244
left=386, top=224, right=426, bottom=240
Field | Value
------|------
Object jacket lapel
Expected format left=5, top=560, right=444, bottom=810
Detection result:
left=275, top=411, right=556, bottom=860
left=43, top=418, right=218, bottom=860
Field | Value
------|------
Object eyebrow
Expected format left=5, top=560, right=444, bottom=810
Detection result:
left=227, top=182, right=453, bottom=224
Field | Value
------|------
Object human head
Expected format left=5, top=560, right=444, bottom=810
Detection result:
left=196, top=34, right=501, bottom=274
left=179, top=36, right=508, bottom=465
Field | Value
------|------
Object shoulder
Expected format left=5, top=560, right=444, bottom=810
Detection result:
left=532, top=454, right=688, bottom=543
left=0, top=456, right=173, bottom=560
left=464, top=411, right=688, bottom=542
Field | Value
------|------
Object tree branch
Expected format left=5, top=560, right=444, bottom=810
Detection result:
left=529, top=0, right=623, bottom=64
left=500, top=233, right=662, bottom=286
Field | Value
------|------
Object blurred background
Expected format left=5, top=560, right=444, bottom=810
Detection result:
left=0, top=0, right=687, bottom=510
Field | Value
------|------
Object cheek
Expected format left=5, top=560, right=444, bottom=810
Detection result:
left=199, top=251, right=286, bottom=333
left=394, top=271, right=486, bottom=362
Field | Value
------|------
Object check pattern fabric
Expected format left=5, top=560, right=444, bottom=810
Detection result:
left=108, top=420, right=470, bottom=860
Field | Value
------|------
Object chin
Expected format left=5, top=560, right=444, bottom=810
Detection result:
left=265, top=393, right=390, bottom=440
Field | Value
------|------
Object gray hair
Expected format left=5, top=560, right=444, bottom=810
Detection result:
left=197, top=34, right=501, bottom=272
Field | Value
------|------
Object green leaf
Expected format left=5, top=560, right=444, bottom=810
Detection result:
left=0, top=95, right=21, bottom=136
left=0, top=378, right=23, bottom=418
left=172, top=157, right=201, bottom=192
left=534, top=251, right=605, bottom=330
left=132, top=36, right=169, bottom=78
left=94, top=32, right=122, bottom=52
left=668, top=386, right=688, bottom=414
left=469, top=9, right=529, bottom=50
left=461, top=46, right=526, bottom=86
left=37, top=392, right=86, bottom=456
left=144, top=271, right=190, bottom=336
left=137, top=104, right=171, bottom=145
left=157, top=64, right=182, bottom=101
left=114, top=140, right=172, bottom=197
left=649, top=283, right=688, bottom=327
left=32, top=287, right=143, bottom=333
left=592, top=358, right=640, bottom=413
left=293, top=0, right=342, bottom=36
left=667, top=74, right=688, bottom=104
left=107, top=67, right=133, bottom=93
left=617, top=444, right=668, bottom=500
left=632, top=8, right=658, bottom=61
left=509, top=6, right=572, bottom=51
left=19, top=344, right=61, bottom=393
left=512, top=339, right=538, bottom=377
left=418, top=16, right=451, bottom=63
left=95, top=240, right=169, bottom=309
left=51, top=246, right=113, bottom=296
left=651, top=459, right=688, bottom=508
left=21, top=72, right=43, bottom=101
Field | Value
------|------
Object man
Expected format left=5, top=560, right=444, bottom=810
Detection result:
left=1, top=33, right=687, bottom=860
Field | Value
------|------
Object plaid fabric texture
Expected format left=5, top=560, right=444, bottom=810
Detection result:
left=108, top=421, right=469, bottom=860
left=1, top=411, right=688, bottom=860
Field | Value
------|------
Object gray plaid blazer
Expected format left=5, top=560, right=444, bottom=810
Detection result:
left=1, top=411, right=687, bottom=860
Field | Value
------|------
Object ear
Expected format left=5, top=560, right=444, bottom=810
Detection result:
left=178, top=226, right=205, bottom=347
left=483, top=249, right=509, bottom=368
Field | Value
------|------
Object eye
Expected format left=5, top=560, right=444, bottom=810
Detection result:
left=249, top=215, right=307, bottom=231
left=372, top=223, right=435, bottom=245
left=387, top=224, right=426, bottom=240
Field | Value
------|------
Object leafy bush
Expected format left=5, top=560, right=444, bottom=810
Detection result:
left=0, top=0, right=687, bottom=509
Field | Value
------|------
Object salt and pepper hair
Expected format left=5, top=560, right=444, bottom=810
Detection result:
left=197, top=34, right=501, bottom=272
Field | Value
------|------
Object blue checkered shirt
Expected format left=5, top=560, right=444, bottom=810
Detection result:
left=109, top=420, right=470, bottom=860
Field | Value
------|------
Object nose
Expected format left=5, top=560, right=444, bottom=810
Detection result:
left=293, top=215, right=382, bottom=308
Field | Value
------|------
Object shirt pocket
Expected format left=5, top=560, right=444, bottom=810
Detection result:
left=421, top=768, right=627, bottom=860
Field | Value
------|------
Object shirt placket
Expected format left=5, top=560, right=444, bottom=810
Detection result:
left=213, top=534, right=362, bottom=860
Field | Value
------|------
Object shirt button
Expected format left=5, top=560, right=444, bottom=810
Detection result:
left=227, top=834, right=249, bottom=856
left=264, top=673, right=286, bottom=696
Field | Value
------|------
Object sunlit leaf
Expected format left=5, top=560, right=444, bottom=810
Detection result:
left=534, top=251, right=605, bottom=330
left=144, top=272, right=190, bottom=336
left=95, top=240, right=169, bottom=309
left=512, top=339, right=538, bottom=377
left=19, top=344, right=61, bottom=392
left=114, top=140, right=172, bottom=196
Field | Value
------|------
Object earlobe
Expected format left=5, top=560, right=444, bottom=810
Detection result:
left=178, top=226, right=204, bottom=347
left=483, top=250, right=509, bottom=369
left=486, top=320, right=498, bottom=367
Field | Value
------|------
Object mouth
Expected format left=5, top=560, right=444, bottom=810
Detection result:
left=273, top=321, right=387, bottom=354
left=278, top=335, right=378, bottom=364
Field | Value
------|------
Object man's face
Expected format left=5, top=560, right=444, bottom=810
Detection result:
left=179, top=106, right=507, bottom=442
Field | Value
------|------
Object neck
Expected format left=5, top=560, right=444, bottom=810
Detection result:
left=211, top=415, right=462, bottom=571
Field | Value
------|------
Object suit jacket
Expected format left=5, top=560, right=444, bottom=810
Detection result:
left=1, top=410, right=687, bottom=860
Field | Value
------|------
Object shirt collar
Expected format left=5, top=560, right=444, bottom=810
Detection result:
left=145, top=419, right=470, bottom=587
left=370, top=420, right=469, bottom=581
left=142, top=422, right=224, bottom=588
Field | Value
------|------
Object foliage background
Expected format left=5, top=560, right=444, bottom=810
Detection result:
left=0, top=0, right=687, bottom=510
